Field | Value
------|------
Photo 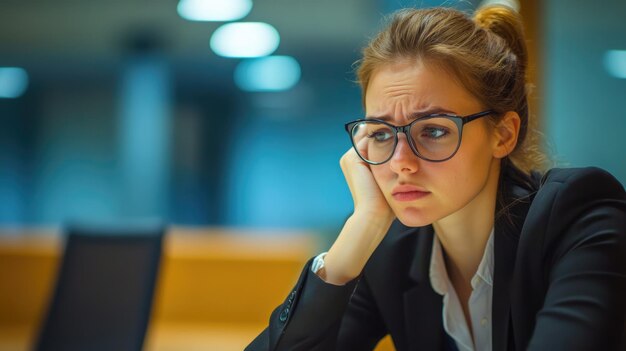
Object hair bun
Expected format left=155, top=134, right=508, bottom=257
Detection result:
left=474, top=5, right=528, bottom=71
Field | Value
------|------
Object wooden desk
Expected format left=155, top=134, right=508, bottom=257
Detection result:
left=0, top=227, right=395, bottom=350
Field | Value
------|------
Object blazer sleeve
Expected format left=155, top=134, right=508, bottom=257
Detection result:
left=527, top=167, right=626, bottom=350
left=245, top=257, right=388, bottom=351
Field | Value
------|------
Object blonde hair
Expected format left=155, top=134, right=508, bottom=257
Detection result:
left=356, top=5, right=548, bottom=173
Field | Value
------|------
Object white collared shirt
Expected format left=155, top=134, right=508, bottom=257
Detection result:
left=429, top=229, right=494, bottom=351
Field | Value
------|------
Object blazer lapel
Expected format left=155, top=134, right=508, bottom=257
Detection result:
left=492, top=213, right=519, bottom=351
left=492, top=164, right=538, bottom=350
left=403, top=226, right=444, bottom=351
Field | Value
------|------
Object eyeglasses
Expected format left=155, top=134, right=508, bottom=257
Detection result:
left=344, top=110, right=494, bottom=165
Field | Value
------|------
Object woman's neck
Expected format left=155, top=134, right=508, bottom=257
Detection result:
left=433, top=159, right=500, bottom=284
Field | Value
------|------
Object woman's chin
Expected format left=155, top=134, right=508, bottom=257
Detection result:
left=394, top=208, right=436, bottom=228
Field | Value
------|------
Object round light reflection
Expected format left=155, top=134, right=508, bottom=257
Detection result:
left=235, top=56, right=301, bottom=92
left=604, top=50, right=626, bottom=79
left=0, top=67, right=29, bottom=99
left=210, top=22, right=279, bottom=58
left=177, top=0, right=252, bottom=22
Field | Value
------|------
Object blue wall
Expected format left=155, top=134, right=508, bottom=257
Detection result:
left=223, top=72, right=360, bottom=229
left=545, top=0, right=626, bottom=183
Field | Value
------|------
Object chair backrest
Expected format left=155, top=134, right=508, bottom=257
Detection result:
left=35, top=223, right=164, bottom=351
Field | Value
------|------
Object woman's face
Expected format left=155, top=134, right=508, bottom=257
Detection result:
left=365, top=60, right=501, bottom=227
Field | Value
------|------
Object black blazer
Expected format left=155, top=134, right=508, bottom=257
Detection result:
left=247, top=167, right=626, bottom=350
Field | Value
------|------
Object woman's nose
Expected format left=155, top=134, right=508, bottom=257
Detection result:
left=389, top=133, right=420, bottom=174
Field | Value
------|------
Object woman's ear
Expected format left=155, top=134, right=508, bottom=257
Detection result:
left=492, top=111, right=521, bottom=159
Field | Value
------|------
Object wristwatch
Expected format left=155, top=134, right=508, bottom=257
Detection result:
left=311, top=252, right=328, bottom=273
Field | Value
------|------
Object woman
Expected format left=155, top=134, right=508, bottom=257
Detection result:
left=247, top=5, right=626, bottom=351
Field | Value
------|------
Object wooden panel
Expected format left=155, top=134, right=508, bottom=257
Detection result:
left=520, top=0, right=544, bottom=128
left=0, top=227, right=317, bottom=350
left=376, top=335, right=396, bottom=351
left=0, top=234, right=60, bottom=327
left=0, top=228, right=400, bottom=350
left=150, top=229, right=314, bottom=324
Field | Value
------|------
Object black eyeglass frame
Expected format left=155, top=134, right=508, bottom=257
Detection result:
left=344, top=109, right=494, bottom=165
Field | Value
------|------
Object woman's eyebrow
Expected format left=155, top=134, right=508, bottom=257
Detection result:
left=365, top=107, right=456, bottom=121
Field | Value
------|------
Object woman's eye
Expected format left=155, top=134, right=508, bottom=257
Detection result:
left=368, top=129, right=393, bottom=142
left=421, top=127, right=448, bottom=139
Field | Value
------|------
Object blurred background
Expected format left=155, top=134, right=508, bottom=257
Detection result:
left=0, top=0, right=625, bottom=229
left=0, top=0, right=625, bottom=350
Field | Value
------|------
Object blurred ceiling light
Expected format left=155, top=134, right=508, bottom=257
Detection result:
left=177, top=0, right=252, bottom=21
left=234, top=56, right=301, bottom=92
left=604, top=50, right=626, bottom=79
left=0, top=67, right=29, bottom=98
left=210, top=22, right=279, bottom=58
left=478, top=0, right=520, bottom=12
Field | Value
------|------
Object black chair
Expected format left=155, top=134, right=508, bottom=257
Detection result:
left=35, top=223, right=165, bottom=351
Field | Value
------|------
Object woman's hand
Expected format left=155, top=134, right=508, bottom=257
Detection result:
left=317, top=144, right=396, bottom=285
left=339, top=142, right=394, bottom=219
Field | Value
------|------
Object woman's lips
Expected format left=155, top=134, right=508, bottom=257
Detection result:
left=391, top=184, right=430, bottom=202
left=392, top=190, right=430, bottom=202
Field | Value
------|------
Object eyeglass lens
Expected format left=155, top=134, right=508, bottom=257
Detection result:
left=350, top=117, right=460, bottom=163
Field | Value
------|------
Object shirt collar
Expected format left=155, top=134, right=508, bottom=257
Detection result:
left=475, top=228, right=495, bottom=287
left=429, top=233, right=449, bottom=295
left=429, top=228, right=495, bottom=295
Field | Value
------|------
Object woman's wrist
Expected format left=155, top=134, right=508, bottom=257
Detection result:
left=321, top=212, right=394, bottom=285
left=350, top=209, right=395, bottom=231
